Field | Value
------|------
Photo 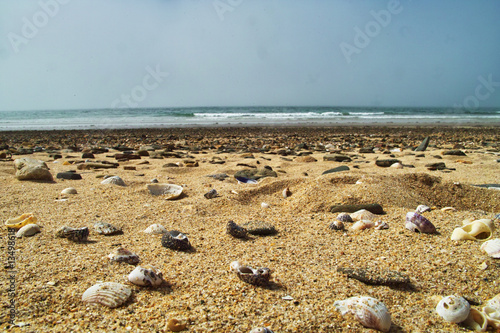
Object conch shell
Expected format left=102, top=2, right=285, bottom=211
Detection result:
left=435, top=295, right=470, bottom=323
left=334, top=296, right=391, bottom=332
left=463, top=308, right=488, bottom=332
left=5, top=213, right=37, bottom=229
left=451, top=219, right=494, bottom=241
left=405, top=212, right=436, bottom=233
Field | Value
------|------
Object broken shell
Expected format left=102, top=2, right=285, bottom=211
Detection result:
left=61, top=187, right=77, bottom=195
left=463, top=308, right=488, bottom=332
left=5, top=213, right=37, bottom=229
left=226, top=220, right=248, bottom=239
left=450, top=220, right=493, bottom=241
left=336, top=213, right=353, bottom=223
left=351, top=209, right=377, bottom=222
left=441, top=206, right=456, bottom=212
left=161, top=230, right=191, bottom=251
left=204, top=189, right=218, bottom=199
left=329, top=220, right=344, bottom=231
left=146, top=183, right=183, bottom=200
left=405, top=212, right=436, bottom=233
left=261, top=202, right=270, bottom=209
left=81, top=282, right=132, bottom=308
left=415, top=205, right=431, bottom=214
left=334, top=296, right=391, bottom=332
left=230, top=261, right=271, bottom=287
left=56, top=226, right=89, bottom=242
left=249, top=328, right=274, bottom=333
left=375, top=221, right=389, bottom=230
left=351, top=220, right=375, bottom=231
left=101, top=176, right=126, bottom=186
left=143, top=224, right=167, bottom=234
left=480, top=238, right=500, bottom=258
left=94, top=221, right=122, bottom=235
left=108, top=247, right=140, bottom=265
left=15, top=224, right=41, bottom=238
left=128, top=265, right=164, bottom=287
left=282, top=187, right=291, bottom=198
left=436, top=295, right=470, bottom=323
left=483, top=294, right=500, bottom=328
left=167, top=318, right=187, bottom=332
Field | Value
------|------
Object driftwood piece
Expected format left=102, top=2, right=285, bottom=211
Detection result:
left=337, top=267, right=410, bottom=286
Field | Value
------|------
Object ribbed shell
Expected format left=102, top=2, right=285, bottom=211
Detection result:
left=351, top=209, right=377, bottom=222
left=334, top=296, right=391, bottom=332
left=226, top=221, right=248, bottom=238
left=436, top=295, right=470, bottom=323
left=405, top=212, right=436, bottom=233
left=82, top=282, right=131, bottom=308
left=480, top=239, right=500, bottom=258
left=161, top=230, right=191, bottom=251
left=143, top=224, right=167, bottom=234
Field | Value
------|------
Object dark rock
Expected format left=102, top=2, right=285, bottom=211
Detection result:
left=163, top=163, right=180, bottom=168
left=77, top=162, right=119, bottom=170
left=123, top=166, right=136, bottom=171
left=49, top=154, right=62, bottom=160
left=81, top=152, right=95, bottom=159
left=241, top=221, right=277, bottom=236
left=443, top=150, right=466, bottom=156
left=115, top=154, right=141, bottom=160
left=295, top=156, right=317, bottom=162
left=425, top=162, right=446, bottom=170
left=14, top=158, right=53, bottom=181
left=323, top=154, right=352, bottom=162
left=375, top=159, right=401, bottom=167
left=359, top=148, right=374, bottom=154
left=415, top=154, right=425, bottom=158
left=414, top=137, right=430, bottom=152
left=322, top=166, right=350, bottom=175
left=91, top=147, right=108, bottom=154
left=234, top=168, right=277, bottom=180
left=137, top=150, right=150, bottom=157
left=330, top=203, right=384, bottom=214
left=56, top=171, right=82, bottom=180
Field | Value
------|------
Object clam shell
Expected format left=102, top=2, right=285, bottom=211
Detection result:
left=436, top=295, right=470, bottom=323
left=351, top=209, right=377, bottom=222
left=143, top=224, right=167, bottom=234
left=146, top=183, right=182, bottom=200
left=82, top=282, right=132, bottom=308
left=351, top=220, right=375, bottom=231
left=56, top=226, right=89, bottom=242
left=405, top=212, right=436, bottom=233
left=336, top=213, right=353, bottom=223
left=61, top=187, right=77, bottom=195
left=415, top=205, right=431, bottom=214
left=226, top=220, right=248, bottom=239
left=5, top=213, right=37, bottom=229
left=128, top=265, right=164, bottom=287
left=15, top=224, right=41, bottom=238
left=101, top=176, right=126, bottom=186
left=463, top=308, right=488, bottom=332
left=450, top=220, right=493, bottom=241
left=94, top=221, right=122, bottom=235
left=334, top=296, right=391, bottom=332
left=161, top=230, right=191, bottom=251
left=480, top=238, right=500, bottom=258
left=108, top=247, right=140, bottom=265
left=230, top=261, right=271, bottom=287
left=249, top=328, right=274, bottom=333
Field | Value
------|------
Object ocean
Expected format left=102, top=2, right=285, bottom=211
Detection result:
left=0, top=106, right=499, bottom=131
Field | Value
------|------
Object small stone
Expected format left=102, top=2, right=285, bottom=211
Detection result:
left=337, top=267, right=410, bottom=286
left=234, top=168, right=277, bottom=180
left=443, top=150, right=467, bottom=156
left=241, top=221, right=277, bottom=236
left=57, top=171, right=82, bottom=180
left=375, top=159, right=401, bottom=167
left=295, top=156, right=317, bottom=162
left=426, top=162, right=446, bottom=170
left=323, top=154, right=351, bottom=162
left=322, top=166, right=350, bottom=175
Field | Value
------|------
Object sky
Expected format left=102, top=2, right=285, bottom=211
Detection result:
left=0, top=0, right=499, bottom=111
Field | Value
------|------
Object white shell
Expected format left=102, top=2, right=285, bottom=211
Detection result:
left=334, top=296, right=391, bottom=332
left=94, top=221, right=122, bottom=235
left=415, top=205, right=431, bottom=213
left=351, top=220, right=375, bottom=231
left=451, top=220, right=494, bottom=241
left=101, top=176, right=126, bottom=186
left=390, top=162, right=403, bottom=169
left=15, top=224, right=40, bottom=238
left=375, top=221, right=389, bottom=230
left=463, top=308, right=488, bottom=332
left=351, top=209, right=377, bottom=222
left=128, top=265, right=164, bottom=287
left=261, top=202, right=270, bottom=209
left=146, top=184, right=183, bottom=200
left=483, top=295, right=500, bottom=328
left=436, top=295, right=470, bottom=323
left=480, top=238, right=500, bottom=258
left=108, top=247, right=140, bottom=265
left=61, top=187, right=77, bottom=195
left=143, top=224, right=167, bottom=234
left=81, top=282, right=132, bottom=308
left=282, top=187, right=291, bottom=198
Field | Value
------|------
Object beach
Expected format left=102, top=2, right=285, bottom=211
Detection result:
left=1, top=125, right=500, bottom=332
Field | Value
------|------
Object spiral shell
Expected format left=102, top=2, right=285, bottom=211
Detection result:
left=463, top=308, right=488, bottom=332
left=230, top=261, right=271, bottom=287
left=436, top=295, right=470, bottom=323
left=161, top=230, right=191, bottom=251
left=405, top=212, right=436, bottom=233
left=336, top=213, right=353, bottom=223
left=226, top=220, right=248, bottom=239
left=334, top=296, right=391, bottom=332
left=451, top=219, right=494, bottom=241
left=82, top=282, right=132, bottom=308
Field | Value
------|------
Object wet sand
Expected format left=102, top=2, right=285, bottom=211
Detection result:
left=1, top=126, right=499, bottom=332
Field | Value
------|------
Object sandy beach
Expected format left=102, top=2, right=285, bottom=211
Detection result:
left=1, top=125, right=499, bottom=332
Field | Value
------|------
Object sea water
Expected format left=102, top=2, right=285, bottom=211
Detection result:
left=0, top=106, right=499, bottom=131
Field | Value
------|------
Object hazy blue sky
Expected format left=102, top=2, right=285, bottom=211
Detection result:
left=1, top=0, right=499, bottom=111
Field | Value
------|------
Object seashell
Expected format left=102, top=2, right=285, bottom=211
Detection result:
left=94, top=221, right=122, bottom=236
left=146, top=183, right=183, bottom=200
left=261, top=202, right=270, bottom=209
left=415, top=205, right=431, bottom=214
left=82, top=282, right=132, bottom=308
left=101, top=176, right=126, bottom=186
left=226, top=220, right=248, bottom=239
left=204, top=189, right=218, bottom=199
left=483, top=294, right=500, bottom=328
left=436, top=295, right=470, bottom=323
left=61, top=187, right=77, bottom=195
left=249, top=328, right=274, bottom=333
left=15, top=224, right=41, bottom=238
left=167, top=318, right=187, bottom=332
left=441, top=206, right=456, bottom=212
left=351, top=220, right=375, bottom=231
left=128, top=265, right=164, bottom=287
left=230, top=261, right=271, bottom=287
left=56, top=226, right=89, bottom=242
left=451, top=220, right=493, bottom=241
left=336, top=213, right=353, bottom=223
left=161, top=230, right=191, bottom=251
left=480, top=238, right=500, bottom=258
left=5, top=213, right=37, bottom=229
left=334, top=296, right=391, bottom=332
left=390, top=162, right=403, bottom=169
left=108, top=247, right=140, bottom=265
left=329, top=220, right=344, bottom=231
left=463, top=308, right=488, bottom=332
left=235, top=176, right=258, bottom=184
left=375, top=221, right=389, bottom=230
left=143, top=224, right=167, bottom=234
left=282, top=187, right=291, bottom=198
left=405, top=212, right=436, bottom=233
left=351, top=209, right=377, bottom=222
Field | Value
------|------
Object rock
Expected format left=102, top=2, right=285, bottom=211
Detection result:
left=77, top=162, right=118, bottom=170
left=323, top=154, right=351, bottom=162
left=115, top=153, right=141, bottom=160
left=123, top=166, right=136, bottom=171
left=322, top=166, right=350, bottom=175
left=337, top=267, right=410, bottom=286
left=14, top=158, right=53, bottom=181
left=442, top=150, right=466, bottom=156
left=375, top=159, right=401, bottom=167
left=295, top=156, right=317, bottom=163
left=473, top=184, right=500, bottom=190
left=81, top=152, right=95, bottom=159
left=330, top=203, right=384, bottom=214
left=234, top=168, right=277, bottom=181
left=56, top=171, right=82, bottom=180
left=426, top=162, right=446, bottom=170
left=163, top=163, right=180, bottom=168
left=241, top=221, right=277, bottom=235
left=359, top=148, right=374, bottom=154
left=414, top=137, right=430, bottom=151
